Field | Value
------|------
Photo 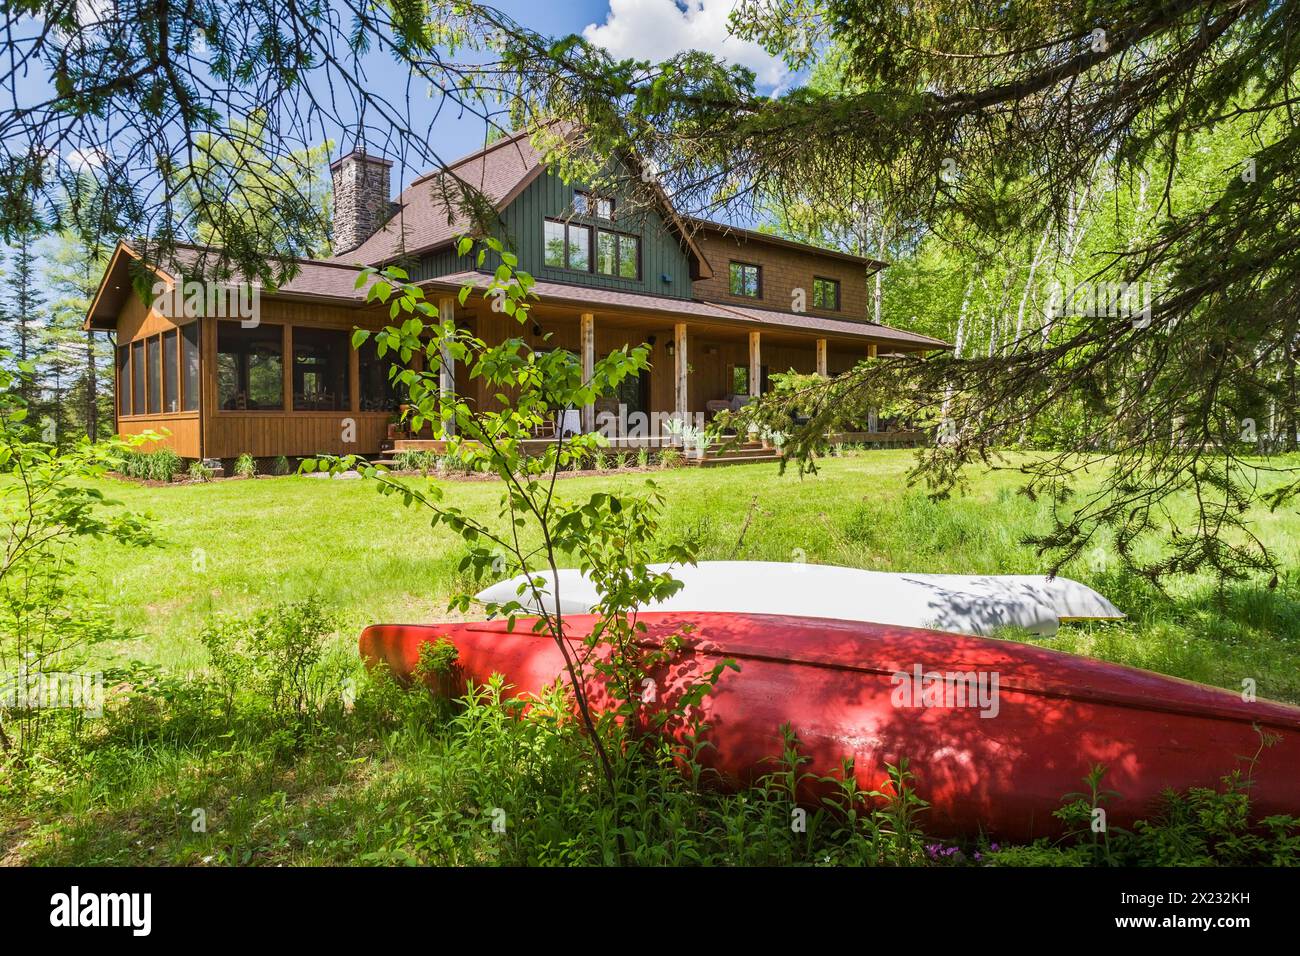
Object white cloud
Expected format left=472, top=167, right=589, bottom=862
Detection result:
left=583, top=0, right=790, bottom=89
left=66, top=147, right=108, bottom=173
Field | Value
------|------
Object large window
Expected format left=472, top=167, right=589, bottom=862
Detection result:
left=162, top=329, right=179, bottom=413
left=131, top=340, right=145, bottom=414
left=543, top=218, right=593, bottom=271
left=813, top=276, right=841, bottom=311
left=729, top=261, right=762, bottom=298
left=358, top=337, right=400, bottom=412
left=293, top=326, right=349, bottom=411
left=218, top=321, right=283, bottom=410
left=597, top=230, right=640, bottom=280
left=182, top=322, right=200, bottom=411
left=117, top=345, right=131, bottom=417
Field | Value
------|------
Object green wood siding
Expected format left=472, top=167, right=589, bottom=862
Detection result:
left=412, top=166, right=696, bottom=299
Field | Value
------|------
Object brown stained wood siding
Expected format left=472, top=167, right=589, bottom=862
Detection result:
left=104, top=280, right=883, bottom=459
left=203, top=299, right=392, bottom=459
left=691, top=228, right=871, bottom=321
left=205, top=412, right=390, bottom=459
left=118, top=414, right=201, bottom=457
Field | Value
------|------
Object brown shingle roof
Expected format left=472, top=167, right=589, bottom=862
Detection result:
left=706, top=301, right=950, bottom=349
left=85, top=242, right=371, bottom=329
left=327, top=130, right=548, bottom=267
left=423, top=271, right=945, bottom=350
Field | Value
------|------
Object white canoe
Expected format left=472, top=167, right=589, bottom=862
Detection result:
left=475, top=561, right=1124, bottom=638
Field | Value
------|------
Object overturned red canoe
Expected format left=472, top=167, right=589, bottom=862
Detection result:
left=360, top=612, right=1300, bottom=839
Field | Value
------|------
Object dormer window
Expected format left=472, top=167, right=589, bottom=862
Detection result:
left=575, top=191, right=614, bottom=220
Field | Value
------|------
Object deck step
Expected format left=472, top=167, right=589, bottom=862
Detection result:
left=703, top=445, right=776, bottom=459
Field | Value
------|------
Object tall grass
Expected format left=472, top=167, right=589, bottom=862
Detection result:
left=116, top=448, right=183, bottom=482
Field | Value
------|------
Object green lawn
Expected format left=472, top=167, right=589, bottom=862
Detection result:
left=80, top=449, right=1300, bottom=702
left=5, top=449, right=1299, bottom=866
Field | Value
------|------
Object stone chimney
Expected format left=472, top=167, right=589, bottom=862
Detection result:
left=330, top=149, right=394, bottom=255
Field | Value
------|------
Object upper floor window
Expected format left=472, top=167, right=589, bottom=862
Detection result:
left=575, top=191, right=613, bottom=220
left=729, top=261, right=762, bottom=298
left=813, top=276, right=841, bottom=311
left=597, top=229, right=641, bottom=280
left=544, top=218, right=592, bottom=271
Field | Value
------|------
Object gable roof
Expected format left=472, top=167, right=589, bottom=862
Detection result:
left=327, top=130, right=549, bottom=267
left=686, top=217, right=889, bottom=274
left=84, top=241, right=369, bottom=330
left=328, top=128, right=712, bottom=278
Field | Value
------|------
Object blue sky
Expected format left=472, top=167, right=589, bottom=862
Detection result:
left=7, top=2, right=795, bottom=240
left=360, top=0, right=794, bottom=189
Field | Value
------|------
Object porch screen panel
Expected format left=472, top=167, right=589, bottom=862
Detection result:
left=217, top=321, right=283, bottom=410
left=146, top=336, right=162, bottom=413
left=163, top=329, right=179, bottom=412
left=117, top=345, right=131, bottom=417
left=293, top=327, right=349, bottom=411
left=358, top=337, right=400, bottom=412
left=181, top=322, right=200, bottom=411
left=131, top=340, right=145, bottom=414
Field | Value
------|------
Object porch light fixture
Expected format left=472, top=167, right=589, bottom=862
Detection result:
left=666, top=340, right=675, bottom=358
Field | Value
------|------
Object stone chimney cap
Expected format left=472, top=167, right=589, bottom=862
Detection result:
left=329, top=149, right=394, bottom=172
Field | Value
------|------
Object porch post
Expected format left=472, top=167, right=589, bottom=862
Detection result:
left=748, top=331, right=761, bottom=398
left=866, top=342, right=878, bottom=431
left=349, top=341, right=360, bottom=413
left=436, top=295, right=456, bottom=437
left=673, top=322, right=688, bottom=421
left=816, top=338, right=828, bottom=377
left=282, top=323, right=293, bottom=412
left=580, top=312, right=595, bottom=433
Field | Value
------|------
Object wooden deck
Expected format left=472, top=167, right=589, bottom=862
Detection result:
left=385, top=429, right=927, bottom=462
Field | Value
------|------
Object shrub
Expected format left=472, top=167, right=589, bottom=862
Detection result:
left=635, top=449, right=650, bottom=469
left=272, top=455, right=292, bottom=476
left=613, top=451, right=630, bottom=470
left=199, top=596, right=347, bottom=720
left=234, top=453, right=257, bottom=478
left=187, top=460, right=215, bottom=482
left=593, top=451, right=610, bottom=472
left=118, top=448, right=183, bottom=482
left=394, top=449, right=437, bottom=473
left=658, top=447, right=682, bottom=469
